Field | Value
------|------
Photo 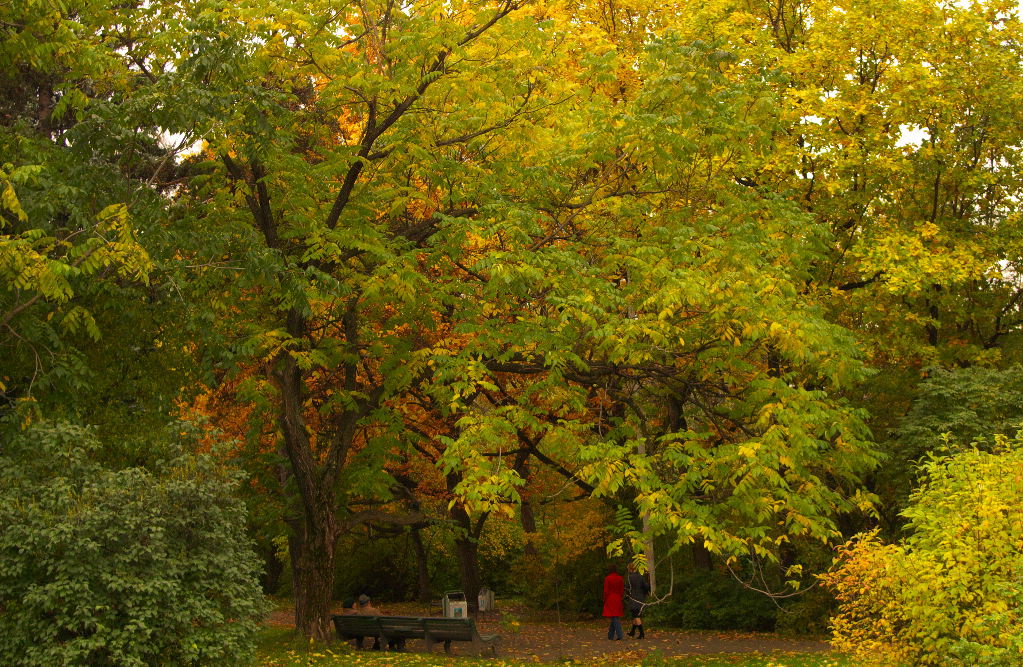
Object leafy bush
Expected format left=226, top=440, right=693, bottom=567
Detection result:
left=823, top=436, right=1023, bottom=665
left=0, top=423, right=268, bottom=666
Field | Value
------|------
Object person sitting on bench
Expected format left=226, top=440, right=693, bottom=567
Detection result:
left=356, top=594, right=403, bottom=650
left=357, top=593, right=382, bottom=616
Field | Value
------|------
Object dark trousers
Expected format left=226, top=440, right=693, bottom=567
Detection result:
left=607, top=616, right=623, bottom=639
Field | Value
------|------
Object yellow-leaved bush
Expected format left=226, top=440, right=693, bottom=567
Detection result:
left=822, top=435, right=1023, bottom=665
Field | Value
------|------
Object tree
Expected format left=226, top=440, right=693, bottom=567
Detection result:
left=426, top=29, right=879, bottom=585
left=173, top=0, right=568, bottom=638
left=692, top=0, right=1023, bottom=367
left=1, top=0, right=201, bottom=443
left=874, top=365, right=1023, bottom=527
left=176, top=0, right=889, bottom=633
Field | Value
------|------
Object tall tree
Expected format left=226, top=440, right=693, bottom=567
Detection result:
left=424, top=27, right=879, bottom=582
left=689, top=0, right=1023, bottom=369
left=177, top=0, right=564, bottom=638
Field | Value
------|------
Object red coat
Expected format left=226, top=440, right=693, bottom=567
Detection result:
left=602, top=571, right=624, bottom=617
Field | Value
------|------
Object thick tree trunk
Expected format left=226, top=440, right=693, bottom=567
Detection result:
left=275, top=308, right=341, bottom=641
left=454, top=534, right=482, bottom=617
left=411, top=528, right=432, bottom=603
left=288, top=517, right=337, bottom=641
left=447, top=472, right=483, bottom=616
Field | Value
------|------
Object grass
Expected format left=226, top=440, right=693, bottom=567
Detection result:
left=254, top=627, right=853, bottom=667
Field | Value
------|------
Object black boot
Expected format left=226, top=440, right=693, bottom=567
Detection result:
left=638, top=625, right=645, bottom=639
left=627, top=624, right=636, bottom=637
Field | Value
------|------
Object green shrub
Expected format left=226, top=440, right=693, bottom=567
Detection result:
left=823, top=435, right=1023, bottom=665
left=0, top=423, right=268, bottom=666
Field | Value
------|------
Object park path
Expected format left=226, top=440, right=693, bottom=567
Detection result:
left=267, top=602, right=831, bottom=663
left=456, top=614, right=830, bottom=663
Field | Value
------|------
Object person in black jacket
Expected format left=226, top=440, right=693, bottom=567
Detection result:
left=625, top=563, right=651, bottom=639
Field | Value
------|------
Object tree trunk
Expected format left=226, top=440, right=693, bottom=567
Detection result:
left=635, top=438, right=657, bottom=594
left=515, top=452, right=539, bottom=556
left=411, top=528, right=432, bottom=603
left=520, top=498, right=539, bottom=556
left=692, top=542, right=713, bottom=570
left=454, top=533, right=482, bottom=617
left=447, top=472, right=483, bottom=616
left=260, top=543, right=284, bottom=595
left=642, top=513, right=656, bottom=595
left=275, top=308, right=340, bottom=641
left=288, top=517, right=337, bottom=641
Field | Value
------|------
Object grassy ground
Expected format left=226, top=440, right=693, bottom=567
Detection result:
left=255, top=627, right=853, bottom=667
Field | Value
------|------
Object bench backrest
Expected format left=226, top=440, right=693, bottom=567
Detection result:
left=334, top=614, right=488, bottom=645
left=377, top=616, right=428, bottom=639
left=332, top=615, right=382, bottom=637
left=421, top=617, right=477, bottom=641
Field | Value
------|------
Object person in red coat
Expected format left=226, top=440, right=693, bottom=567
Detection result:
left=603, top=564, right=625, bottom=640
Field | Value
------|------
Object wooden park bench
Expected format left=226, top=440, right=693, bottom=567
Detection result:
left=332, top=614, right=384, bottom=649
left=377, top=616, right=427, bottom=651
left=331, top=614, right=499, bottom=656
left=421, top=616, right=499, bottom=656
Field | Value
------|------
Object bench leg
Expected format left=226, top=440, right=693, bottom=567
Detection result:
left=444, top=639, right=452, bottom=653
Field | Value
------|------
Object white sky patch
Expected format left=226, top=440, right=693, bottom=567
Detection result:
left=158, top=130, right=205, bottom=161
left=897, top=124, right=929, bottom=148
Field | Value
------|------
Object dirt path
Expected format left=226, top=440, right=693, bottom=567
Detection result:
left=479, top=622, right=829, bottom=662
left=267, top=603, right=831, bottom=663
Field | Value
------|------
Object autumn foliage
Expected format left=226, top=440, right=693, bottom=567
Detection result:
left=823, top=438, right=1023, bottom=665
left=4, top=0, right=1023, bottom=657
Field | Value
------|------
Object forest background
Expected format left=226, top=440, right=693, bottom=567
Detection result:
left=2, top=0, right=1022, bottom=664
